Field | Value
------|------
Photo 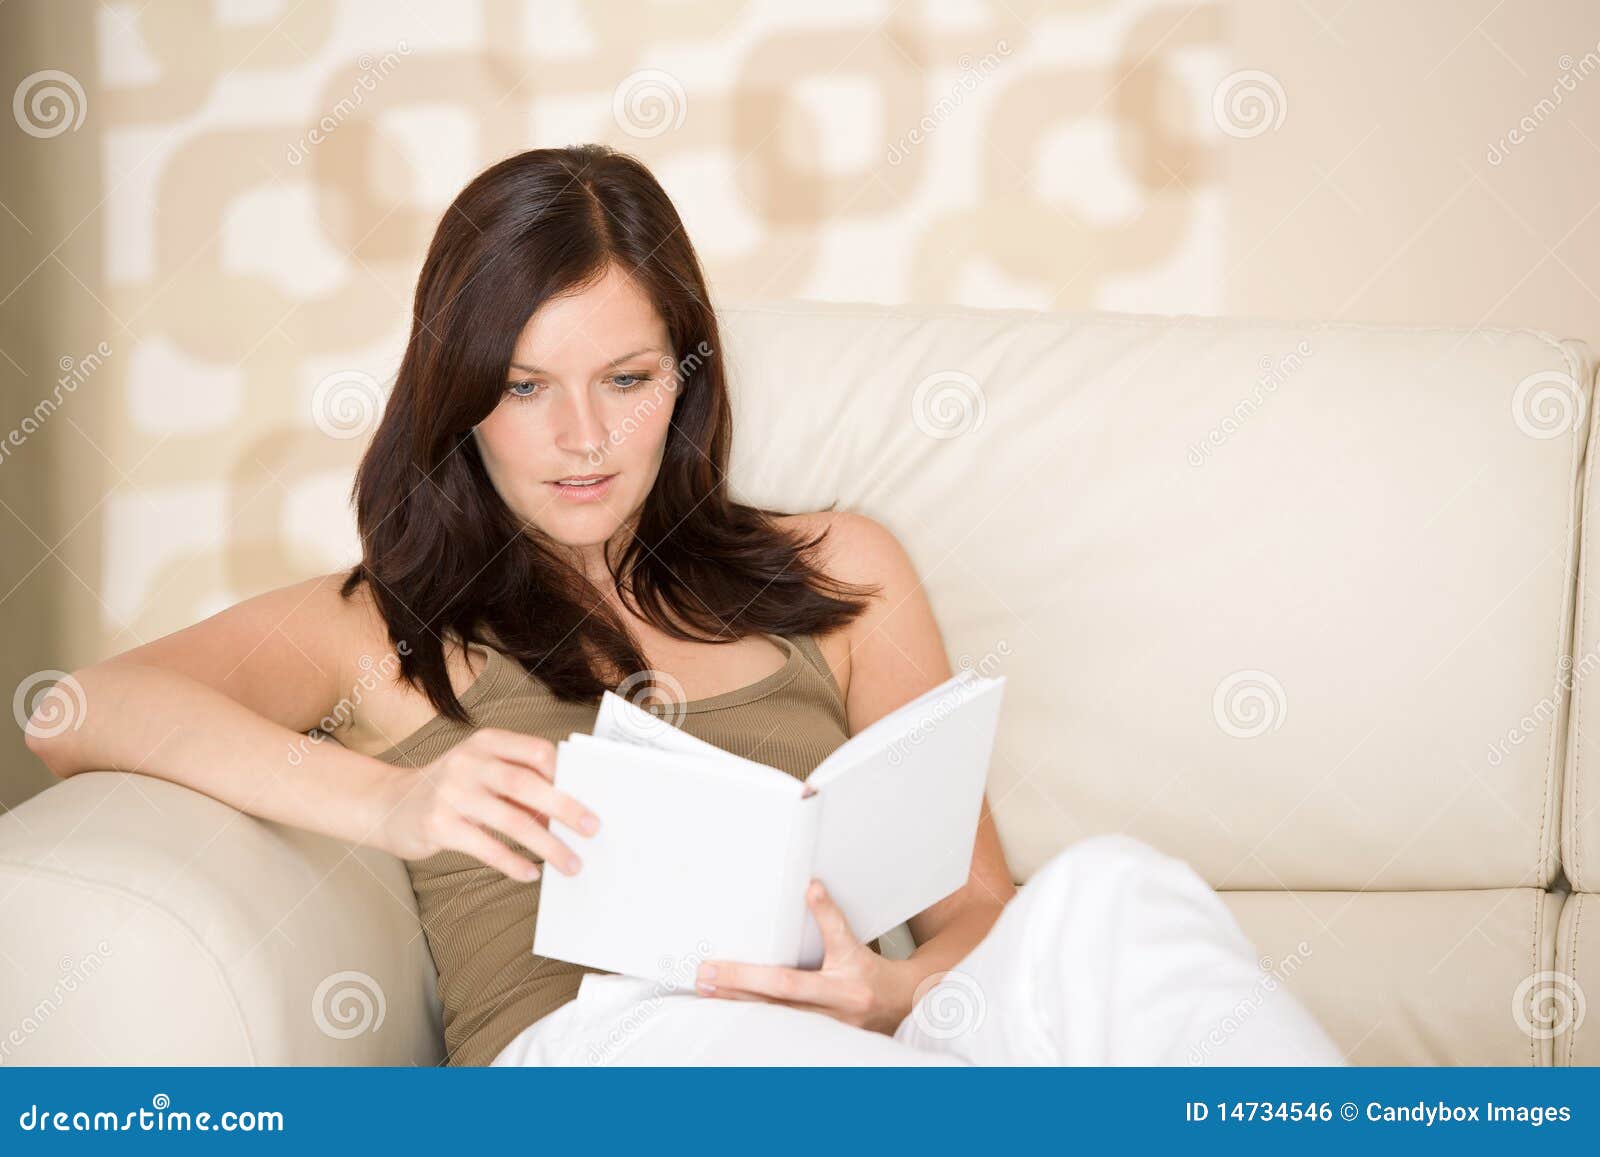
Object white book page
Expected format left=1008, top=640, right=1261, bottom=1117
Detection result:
left=533, top=736, right=810, bottom=983
left=592, top=690, right=797, bottom=792
left=796, top=677, right=1006, bottom=966
left=594, top=690, right=720, bottom=753
left=807, top=670, right=980, bottom=788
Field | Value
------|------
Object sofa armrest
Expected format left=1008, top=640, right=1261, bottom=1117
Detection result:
left=0, top=771, right=442, bottom=1065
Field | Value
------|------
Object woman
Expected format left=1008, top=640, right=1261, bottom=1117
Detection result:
left=27, top=144, right=1342, bottom=1067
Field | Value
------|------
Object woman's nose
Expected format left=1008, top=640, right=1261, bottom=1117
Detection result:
left=553, top=387, right=607, bottom=455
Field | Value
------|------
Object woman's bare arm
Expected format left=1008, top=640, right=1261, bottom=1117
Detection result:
left=22, top=573, right=404, bottom=848
left=821, top=513, right=1018, bottom=951
left=692, top=512, right=1016, bottom=1029
left=25, top=573, right=600, bottom=878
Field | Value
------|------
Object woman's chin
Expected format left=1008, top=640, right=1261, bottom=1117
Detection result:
left=525, top=513, right=624, bottom=550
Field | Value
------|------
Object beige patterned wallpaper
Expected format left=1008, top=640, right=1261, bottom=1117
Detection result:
left=2, top=0, right=1598, bottom=807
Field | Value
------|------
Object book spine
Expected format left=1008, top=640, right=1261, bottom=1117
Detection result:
left=771, top=793, right=823, bottom=964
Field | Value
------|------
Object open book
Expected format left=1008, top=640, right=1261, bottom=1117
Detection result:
left=531, top=668, right=1007, bottom=986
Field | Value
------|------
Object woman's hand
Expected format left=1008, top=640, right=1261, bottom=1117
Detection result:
left=694, top=879, right=918, bottom=1035
left=375, top=727, right=599, bottom=881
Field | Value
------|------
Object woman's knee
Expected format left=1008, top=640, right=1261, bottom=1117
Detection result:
left=1016, top=832, right=1227, bottom=924
left=1031, top=831, right=1184, bottom=886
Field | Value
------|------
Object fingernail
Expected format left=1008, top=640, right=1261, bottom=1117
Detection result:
left=565, top=855, right=582, bottom=874
left=523, top=864, right=541, bottom=881
left=698, top=965, right=716, bottom=983
left=696, top=981, right=716, bottom=995
left=579, top=815, right=599, bottom=835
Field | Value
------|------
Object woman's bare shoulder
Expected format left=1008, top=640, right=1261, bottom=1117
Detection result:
left=773, top=511, right=907, bottom=703
left=774, top=510, right=947, bottom=733
left=326, top=573, right=491, bottom=758
left=776, top=509, right=904, bottom=592
left=332, top=572, right=409, bottom=664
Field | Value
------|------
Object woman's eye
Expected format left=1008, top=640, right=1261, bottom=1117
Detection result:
left=505, top=375, right=648, bottom=401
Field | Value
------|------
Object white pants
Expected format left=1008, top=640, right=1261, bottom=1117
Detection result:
left=491, top=833, right=1345, bottom=1066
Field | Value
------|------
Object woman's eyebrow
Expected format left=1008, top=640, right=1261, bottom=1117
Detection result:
left=509, top=346, right=662, bottom=373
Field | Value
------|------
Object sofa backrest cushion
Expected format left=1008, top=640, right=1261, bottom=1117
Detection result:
left=720, top=301, right=1592, bottom=891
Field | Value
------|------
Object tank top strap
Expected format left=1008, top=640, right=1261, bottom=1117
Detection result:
left=787, top=633, right=846, bottom=711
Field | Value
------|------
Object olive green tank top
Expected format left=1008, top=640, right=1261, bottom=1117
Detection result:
left=369, top=632, right=877, bottom=1067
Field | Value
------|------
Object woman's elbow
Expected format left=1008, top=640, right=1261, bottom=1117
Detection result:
left=24, top=730, right=75, bottom=779
left=21, top=671, right=90, bottom=777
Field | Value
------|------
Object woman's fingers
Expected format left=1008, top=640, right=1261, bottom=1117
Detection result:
left=695, top=887, right=878, bottom=1018
left=805, top=880, right=859, bottom=957
left=696, top=961, right=831, bottom=1004
left=440, top=812, right=542, bottom=882
left=466, top=788, right=583, bottom=875
left=409, top=729, right=597, bottom=880
left=469, top=735, right=600, bottom=838
left=470, top=727, right=557, bottom=779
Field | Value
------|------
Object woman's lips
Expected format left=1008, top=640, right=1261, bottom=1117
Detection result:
left=545, top=473, right=617, bottom=503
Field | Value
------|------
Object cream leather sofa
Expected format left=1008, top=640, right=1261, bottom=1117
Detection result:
left=2, top=300, right=1596, bottom=1066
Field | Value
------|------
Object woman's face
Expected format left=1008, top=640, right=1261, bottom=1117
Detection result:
left=473, top=264, right=679, bottom=562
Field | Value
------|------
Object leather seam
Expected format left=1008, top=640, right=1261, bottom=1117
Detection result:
left=1566, top=342, right=1599, bottom=889
left=1530, top=886, right=1542, bottom=1066
left=1568, top=893, right=1584, bottom=1065
left=1543, top=335, right=1584, bottom=890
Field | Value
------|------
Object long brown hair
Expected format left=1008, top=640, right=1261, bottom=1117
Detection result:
left=340, top=144, right=875, bottom=724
